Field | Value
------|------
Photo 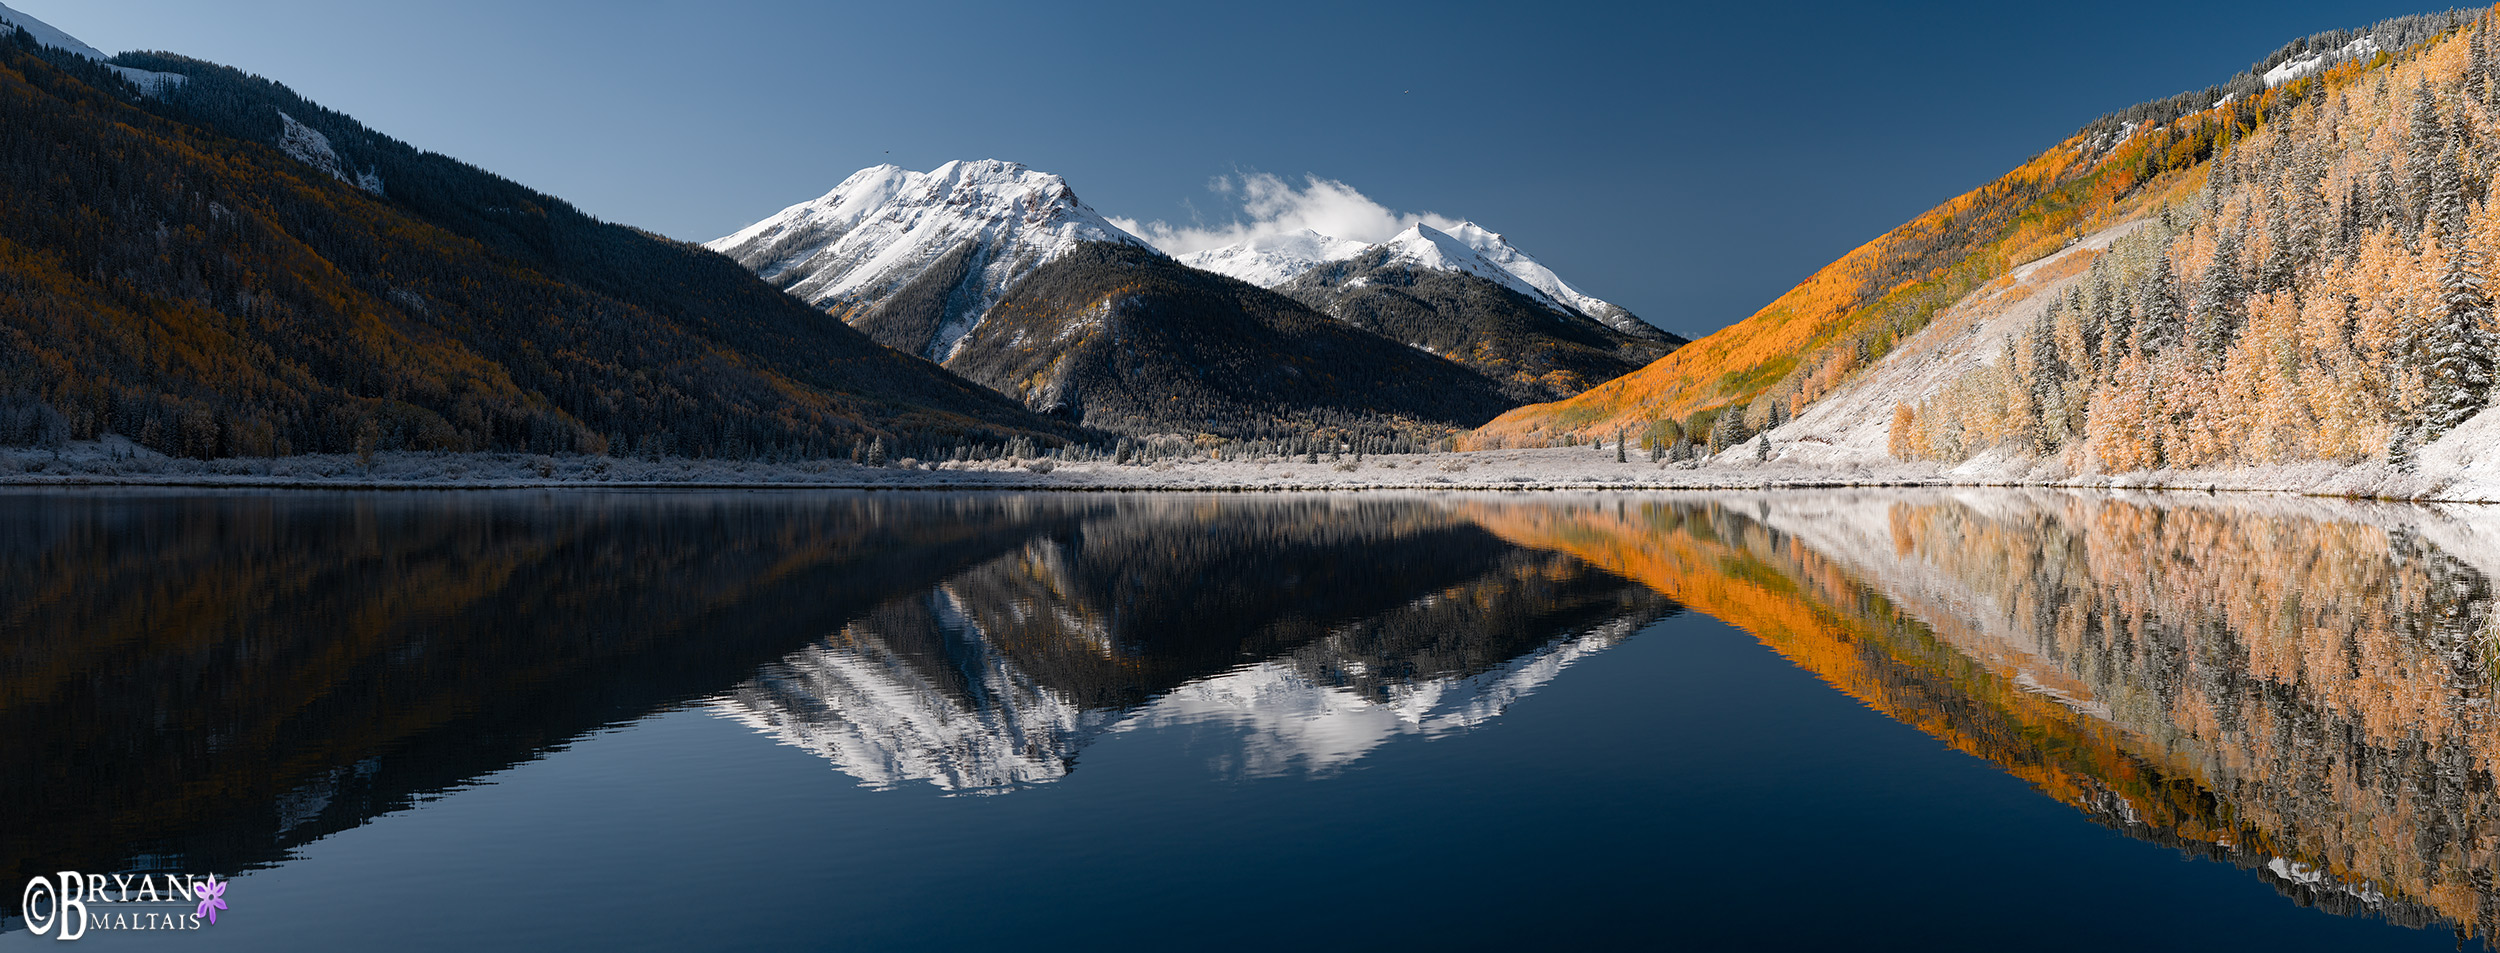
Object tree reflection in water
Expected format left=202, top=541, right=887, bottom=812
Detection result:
left=1471, top=491, right=2500, bottom=944
left=6, top=488, right=2498, bottom=943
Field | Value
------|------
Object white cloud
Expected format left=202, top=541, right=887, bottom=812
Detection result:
left=1110, top=173, right=1460, bottom=255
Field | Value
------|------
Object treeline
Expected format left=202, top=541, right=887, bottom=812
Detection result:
left=1895, top=15, right=2500, bottom=470
left=0, top=31, right=1070, bottom=459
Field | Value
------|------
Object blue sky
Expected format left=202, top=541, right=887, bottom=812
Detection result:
left=25, top=0, right=2449, bottom=337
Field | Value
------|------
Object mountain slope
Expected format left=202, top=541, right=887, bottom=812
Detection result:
left=706, top=160, right=1151, bottom=361
left=712, top=163, right=1531, bottom=437
left=1179, top=220, right=1681, bottom=402
left=1174, top=228, right=1369, bottom=287
left=1278, top=240, right=1680, bottom=402
left=0, top=3, right=99, bottom=59
left=0, top=36, right=1070, bottom=458
left=1855, top=9, right=2500, bottom=475
left=943, top=242, right=1518, bottom=435
left=1181, top=220, right=1662, bottom=336
left=1471, top=11, right=2469, bottom=451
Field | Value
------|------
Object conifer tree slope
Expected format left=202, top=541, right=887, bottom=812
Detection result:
left=947, top=242, right=1517, bottom=437
left=1469, top=9, right=2480, bottom=454
left=1861, top=9, right=2500, bottom=475
left=1274, top=246, right=1684, bottom=404
left=0, top=36, right=1073, bottom=459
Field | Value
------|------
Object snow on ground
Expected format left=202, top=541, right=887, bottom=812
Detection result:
left=0, top=434, right=2492, bottom=501
left=0, top=2, right=191, bottom=98
left=275, top=110, right=381, bottom=194
left=1765, top=218, right=2148, bottom=472
left=1177, top=228, right=1368, bottom=286
left=1433, top=221, right=1631, bottom=324
left=0, top=2, right=104, bottom=60
left=13, top=434, right=2500, bottom=502
left=2262, top=37, right=2380, bottom=88
left=1177, top=218, right=1645, bottom=329
left=103, top=64, right=187, bottom=97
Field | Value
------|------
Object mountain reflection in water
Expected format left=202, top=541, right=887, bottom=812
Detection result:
left=5, top=488, right=2500, bottom=945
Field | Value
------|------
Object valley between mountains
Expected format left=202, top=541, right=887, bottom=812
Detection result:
left=15, top=4, right=2500, bottom=501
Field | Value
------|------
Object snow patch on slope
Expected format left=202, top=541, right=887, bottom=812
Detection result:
left=2262, top=37, right=2380, bottom=87
left=1758, top=219, right=2149, bottom=469
left=1176, top=228, right=1369, bottom=286
left=274, top=109, right=383, bottom=195
left=1434, top=221, right=1635, bottom=327
left=1183, top=217, right=1652, bottom=333
left=707, top=159, right=1150, bottom=361
left=0, top=2, right=102, bottom=59
left=104, top=64, right=187, bottom=98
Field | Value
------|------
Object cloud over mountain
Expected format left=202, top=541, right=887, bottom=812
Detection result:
left=1111, top=172, right=1462, bottom=256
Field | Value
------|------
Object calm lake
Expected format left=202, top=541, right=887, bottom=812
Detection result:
left=2, top=488, right=2492, bottom=950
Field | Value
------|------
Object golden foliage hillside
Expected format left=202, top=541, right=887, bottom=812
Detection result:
left=1468, top=18, right=2433, bottom=449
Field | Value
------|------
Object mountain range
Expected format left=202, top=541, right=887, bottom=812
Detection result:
left=8, top=0, right=2495, bottom=481
left=0, top=7, right=1075, bottom=460
left=0, top=0, right=1689, bottom=458
left=708, top=160, right=1680, bottom=434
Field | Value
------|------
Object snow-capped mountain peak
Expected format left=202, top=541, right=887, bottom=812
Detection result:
left=1377, top=222, right=1556, bottom=303
left=1428, top=221, right=1639, bottom=331
left=708, top=159, right=1151, bottom=361
left=1175, top=228, right=1369, bottom=287
left=1177, top=217, right=1656, bottom=337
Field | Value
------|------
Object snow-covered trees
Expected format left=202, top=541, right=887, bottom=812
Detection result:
left=1897, top=17, right=2500, bottom=473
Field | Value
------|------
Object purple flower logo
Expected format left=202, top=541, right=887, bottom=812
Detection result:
left=192, top=875, right=228, bottom=925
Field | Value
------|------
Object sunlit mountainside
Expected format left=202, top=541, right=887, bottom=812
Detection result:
left=1474, top=10, right=2494, bottom=474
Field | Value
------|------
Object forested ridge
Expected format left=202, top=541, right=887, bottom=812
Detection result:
left=0, top=32, right=1073, bottom=459
left=1897, top=9, right=2500, bottom=472
left=950, top=241, right=1519, bottom=438
left=1473, top=9, right=2485, bottom=454
left=1277, top=247, right=1682, bottom=404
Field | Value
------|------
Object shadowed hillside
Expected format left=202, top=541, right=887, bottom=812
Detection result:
left=0, top=35, right=1072, bottom=461
left=950, top=242, right=1517, bottom=437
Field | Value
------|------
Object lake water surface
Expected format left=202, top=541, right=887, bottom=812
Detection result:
left=2, top=488, right=2494, bottom=950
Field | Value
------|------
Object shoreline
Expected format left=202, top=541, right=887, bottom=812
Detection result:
left=6, top=441, right=2498, bottom=503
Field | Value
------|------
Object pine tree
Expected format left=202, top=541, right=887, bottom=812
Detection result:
left=2139, top=251, right=2183, bottom=353
left=2374, top=157, right=2409, bottom=238
left=2195, top=229, right=2246, bottom=359
left=2425, top=138, right=2496, bottom=437
left=2092, top=271, right=2128, bottom=376
left=2407, top=81, right=2444, bottom=224
left=2029, top=308, right=2068, bottom=451
left=1709, top=410, right=1750, bottom=454
left=2472, top=20, right=2491, bottom=105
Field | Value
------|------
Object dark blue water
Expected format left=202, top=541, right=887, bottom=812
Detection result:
left=0, top=490, right=2478, bottom=950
